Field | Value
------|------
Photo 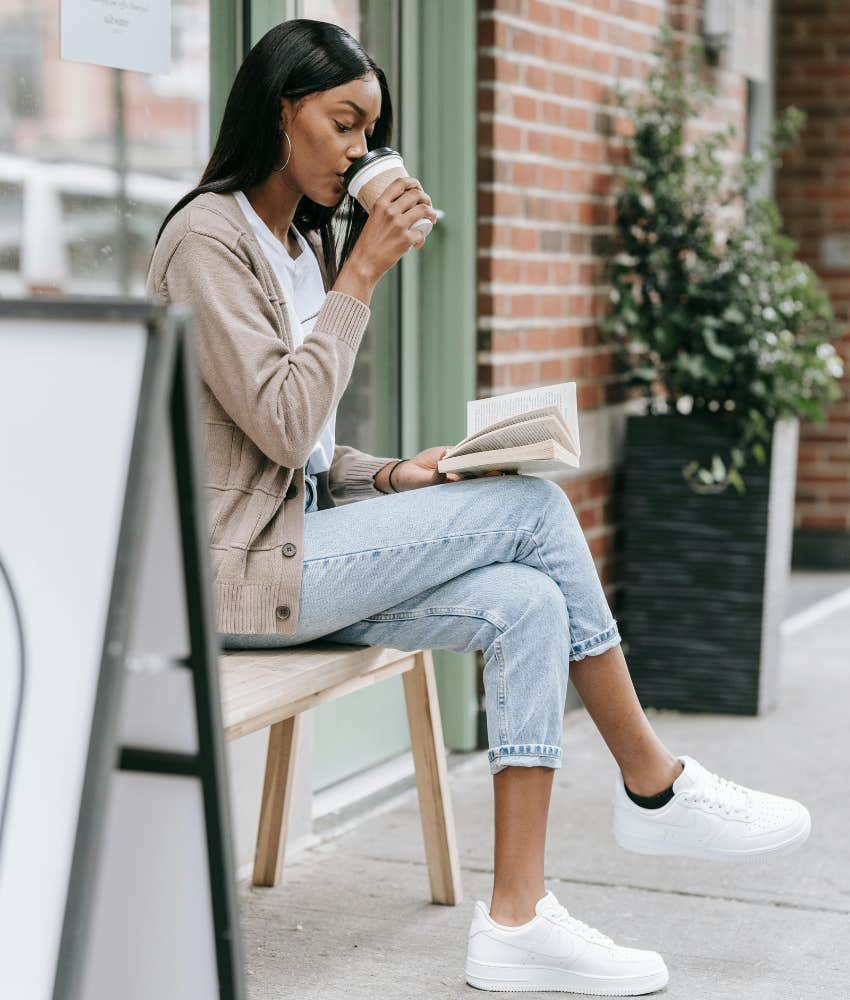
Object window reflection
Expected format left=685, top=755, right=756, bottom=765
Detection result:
left=0, top=0, right=401, bottom=462
left=296, top=1, right=361, bottom=38
left=0, top=0, right=209, bottom=297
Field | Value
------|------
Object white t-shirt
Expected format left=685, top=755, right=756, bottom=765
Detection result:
left=234, top=190, right=335, bottom=476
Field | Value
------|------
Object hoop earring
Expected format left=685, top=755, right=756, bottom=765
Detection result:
left=276, top=129, right=292, bottom=172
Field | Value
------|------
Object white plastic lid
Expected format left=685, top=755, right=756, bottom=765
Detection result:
left=347, top=152, right=405, bottom=201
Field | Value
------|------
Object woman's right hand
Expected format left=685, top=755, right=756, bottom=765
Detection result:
left=350, top=177, right=437, bottom=278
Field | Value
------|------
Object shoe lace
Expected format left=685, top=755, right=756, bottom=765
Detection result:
left=543, top=905, right=615, bottom=948
left=686, top=767, right=750, bottom=817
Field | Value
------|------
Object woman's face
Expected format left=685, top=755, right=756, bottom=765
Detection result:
left=279, top=73, right=383, bottom=207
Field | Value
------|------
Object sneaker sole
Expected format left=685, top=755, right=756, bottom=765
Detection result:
left=465, top=959, right=669, bottom=995
left=612, top=809, right=811, bottom=863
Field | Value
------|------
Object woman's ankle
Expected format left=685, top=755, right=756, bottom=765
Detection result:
left=621, top=755, right=683, bottom=797
left=488, top=888, right=545, bottom=926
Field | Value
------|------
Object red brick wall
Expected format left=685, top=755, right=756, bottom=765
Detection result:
left=475, top=0, right=749, bottom=594
left=776, top=0, right=850, bottom=541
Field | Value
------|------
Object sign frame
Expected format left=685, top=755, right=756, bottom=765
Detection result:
left=0, top=298, right=244, bottom=1000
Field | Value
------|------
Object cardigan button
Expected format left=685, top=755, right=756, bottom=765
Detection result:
left=275, top=605, right=291, bottom=621
left=282, top=543, right=297, bottom=558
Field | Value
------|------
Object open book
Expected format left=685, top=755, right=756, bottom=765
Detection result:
left=436, top=382, right=580, bottom=477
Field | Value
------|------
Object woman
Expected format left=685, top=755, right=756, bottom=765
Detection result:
left=147, top=20, right=811, bottom=996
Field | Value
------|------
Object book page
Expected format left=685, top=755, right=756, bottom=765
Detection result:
left=445, top=407, right=575, bottom=457
left=447, top=413, right=572, bottom=458
left=467, top=383, right=578, bottom=454
left=437, top=438, right=580, bottom=475
left=448, top=405, right=564, bottom=451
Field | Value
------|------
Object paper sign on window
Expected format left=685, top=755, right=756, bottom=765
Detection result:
left=61, top=0, right=171, bottom=76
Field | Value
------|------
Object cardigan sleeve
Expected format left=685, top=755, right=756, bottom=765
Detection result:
left=161, top=229, right=371, bottom=470
left=328, top=444, right=399, bottom=504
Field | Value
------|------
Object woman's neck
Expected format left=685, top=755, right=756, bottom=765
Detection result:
left=243, top=175, right=302, bottom=254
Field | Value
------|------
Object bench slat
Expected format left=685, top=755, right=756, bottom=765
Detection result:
left=220, top=642, right=418, bottom=738
left=223, top=656, right=418, bottom=740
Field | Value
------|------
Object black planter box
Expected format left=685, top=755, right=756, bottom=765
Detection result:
left=621, top=413, right=798, bottom=715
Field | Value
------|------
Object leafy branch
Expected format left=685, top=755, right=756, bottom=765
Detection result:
left=606, top=27, right=843, bottom=493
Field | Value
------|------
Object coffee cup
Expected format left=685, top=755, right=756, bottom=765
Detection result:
left=343, top=147, right=434, bottom=241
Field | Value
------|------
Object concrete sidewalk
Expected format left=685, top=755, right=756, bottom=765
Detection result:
left=238, top=579, right=850, bottom=999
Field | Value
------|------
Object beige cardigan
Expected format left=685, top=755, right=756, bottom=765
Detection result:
left=145, top=191, right=397, bottom=635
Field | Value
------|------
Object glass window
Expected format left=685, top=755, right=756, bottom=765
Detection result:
left=295, top=0, right=360, bottom=37
left=0, top=0, right=209, bottom=297
left=0, top=181, right=24, bottom=283
left=298, top=0, right=402, bottom=461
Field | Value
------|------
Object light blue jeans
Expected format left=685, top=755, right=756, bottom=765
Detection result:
left=221, top=473, right=620, bottom=775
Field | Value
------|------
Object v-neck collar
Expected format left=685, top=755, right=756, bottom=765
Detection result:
left=199, top=191, right=331, bottom=294
left=233, top=190, right=307, bottom=266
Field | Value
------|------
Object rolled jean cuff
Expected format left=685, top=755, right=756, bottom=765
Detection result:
left=569, top=621, right=621, bottom=662
left=488, top=743, right=563, bottom=776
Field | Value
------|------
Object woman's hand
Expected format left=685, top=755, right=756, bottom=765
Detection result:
left=348, top=177, right=438, bottom=281
left=388, top=446, right=506, bottom=492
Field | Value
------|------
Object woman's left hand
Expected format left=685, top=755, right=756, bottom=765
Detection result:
left=392, top=446, right=505, bottom=491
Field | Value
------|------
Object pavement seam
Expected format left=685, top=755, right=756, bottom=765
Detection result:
left=781, top=585, right=850, bottom=635
left=348, top=854, right=848, bottom=916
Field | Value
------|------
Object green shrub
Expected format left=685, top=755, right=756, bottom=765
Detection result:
left=606, top=28, right=844, bottom=493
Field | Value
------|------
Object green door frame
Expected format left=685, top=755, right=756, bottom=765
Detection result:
left=398, top=0, right=478, bottom=750
left=209, top=1, right=240, bottom=140
left=209, top=0, right=478, bottom=751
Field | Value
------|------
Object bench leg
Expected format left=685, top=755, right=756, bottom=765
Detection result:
left=402, top=650, right=463, bottom=906
left=252, top=714, right=302, bottom=888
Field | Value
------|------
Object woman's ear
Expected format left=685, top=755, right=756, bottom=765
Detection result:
left=279, top=95, right=303, bottom=132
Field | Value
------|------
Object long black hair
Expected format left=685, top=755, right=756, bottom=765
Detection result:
left=154, top=19, right=393, bottom=285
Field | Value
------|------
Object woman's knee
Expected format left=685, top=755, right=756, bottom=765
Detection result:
left=485, top=562, right=568, bottom=629
left=489, top=473, right=577, bottom=524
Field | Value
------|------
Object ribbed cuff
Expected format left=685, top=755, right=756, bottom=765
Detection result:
left=339, top=454, right=399, bottom=499
left=314, top=291, right=371, bottom=351
left=331, top=455, right=398, bottom=503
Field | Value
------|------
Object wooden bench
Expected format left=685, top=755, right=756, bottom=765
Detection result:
left=219, top=642, right=463, bottom=905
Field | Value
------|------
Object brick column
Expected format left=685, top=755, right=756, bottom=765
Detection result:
left=475, top=0, right=747, bottom=592
left=777, top=0, right=850, bottom=567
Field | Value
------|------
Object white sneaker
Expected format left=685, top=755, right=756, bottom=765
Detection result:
left=612, top=754, right=812, bottom=862
left=465, top=889, right=669, bottom=995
